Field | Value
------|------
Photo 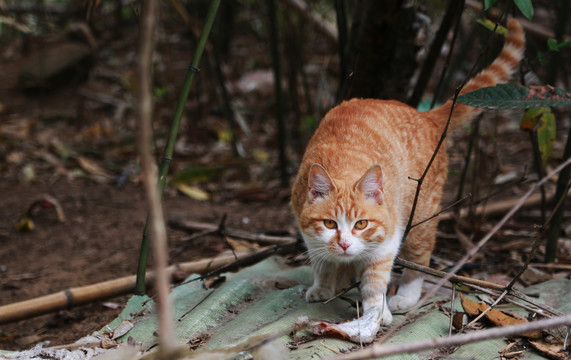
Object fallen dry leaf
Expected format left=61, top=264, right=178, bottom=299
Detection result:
left=175, top=183, right=210, bottom=201
left=529, top=339, right=570, bottom=360
left=460, top=293, right=480, bottom=316
left=77, top=156, right=114, bottom=179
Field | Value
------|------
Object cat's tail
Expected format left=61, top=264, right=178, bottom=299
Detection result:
left=428, top=18, right=525, bottom=130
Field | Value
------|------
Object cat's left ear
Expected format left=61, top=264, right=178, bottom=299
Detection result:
left=355, top=165, right=383, bottom=204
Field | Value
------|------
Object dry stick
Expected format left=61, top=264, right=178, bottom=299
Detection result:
left=329, top=314, right=571, bottom=360
left=380, top=158, right=571, bottom=346
left=448, top=286, right=456, bottom=336
left=137, top=0, right=175, bottom=353
left=169, top=218, right=300, bottom=245
left=0, top=254, right=241, bottom=325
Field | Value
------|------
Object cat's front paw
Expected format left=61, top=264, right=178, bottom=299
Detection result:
left=388, top=294, right=418, bottom=312
left=306, top=285, right=335, bottom=302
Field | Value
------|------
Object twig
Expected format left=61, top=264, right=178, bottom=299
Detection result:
left=169, top=218, right=300, bottom=245
left=448, top=286, right=456, bottom=337
left=403, top=87, right=460, bottom=240
left=411, top=194, right=471, bottom=229
left=324, top=281, right=360, bottom=305
left=176, top=243, right=301, bottom=287
left=329, top=314, right=571, bottom=360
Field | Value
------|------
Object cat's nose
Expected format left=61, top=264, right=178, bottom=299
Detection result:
left=339, top=241, right=351, bottom=251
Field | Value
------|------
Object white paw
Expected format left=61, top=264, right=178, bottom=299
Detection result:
left=388, top=294, right=418, bottom=312
left=332, top=308, right=392, bottom=343
left=306, top=285, right=335, bottom=302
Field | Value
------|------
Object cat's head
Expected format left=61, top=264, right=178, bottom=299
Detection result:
left=299, top=164, right=391, bottom=263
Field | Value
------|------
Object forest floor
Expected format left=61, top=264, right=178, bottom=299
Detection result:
left=1, top=4, right=570, bottom=354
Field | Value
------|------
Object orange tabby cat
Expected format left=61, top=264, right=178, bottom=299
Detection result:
left=291, top=19, right=525, bottom=343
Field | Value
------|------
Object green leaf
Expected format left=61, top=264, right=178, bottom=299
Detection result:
left=170, top=164, right=225, bottom=184
left=457, top=84, right=571, bottom=109
left=547, top=38, right=571, bottom=52
left=513, top=0, right=533, bottom=20
left=484, top=0, right=498, bottom=10
left=521, top=108, right=556, bottom=165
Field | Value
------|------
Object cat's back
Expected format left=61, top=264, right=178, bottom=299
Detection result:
left=309, top=98, right=436, bottom=151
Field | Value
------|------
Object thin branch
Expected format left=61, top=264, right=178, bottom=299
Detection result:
left=448, top=286, right=456, bottom=337
left=324, top=281, right=361, bottom=305
left=403, top=87, right=460, bottom=240
left=411, top=194, right=471, bottom=229
left=329, top=314, right=571, bottom=360
left=169, top=218, right=300, bottom=245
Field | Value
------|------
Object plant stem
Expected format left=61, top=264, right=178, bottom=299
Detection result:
left=134, top=0, right=221, bottom=295
left=545, top=121, right=571, bottom=262
left=266, top=0, right=288, bottom=187
left=408, top=0, right=464, bottom=108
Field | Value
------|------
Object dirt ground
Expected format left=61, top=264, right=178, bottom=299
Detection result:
left=1, top=2, right=570, bottom=354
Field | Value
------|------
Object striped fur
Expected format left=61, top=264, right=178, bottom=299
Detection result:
left=291, top=18, right=525, bottom=343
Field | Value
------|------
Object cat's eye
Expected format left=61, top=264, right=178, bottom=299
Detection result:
left=323, top=219, right=337, bottom=229
left=354, top=220, right=368, bottom=230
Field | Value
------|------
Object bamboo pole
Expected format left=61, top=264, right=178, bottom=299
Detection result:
left=0, top=254, right=238, bottom=325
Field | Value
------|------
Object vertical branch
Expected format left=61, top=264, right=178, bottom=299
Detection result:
left=527, top=130, right=547, bottom=222
left=546, top=0, right=569, bottom=85
left=408, top=0, right=464, bottom=108
left=455, top=115, right=481, bottom=215
left=135, top=0, right=221, bottom=294
left=334, top=0, right=348, bottom=103
left=137, top=0, right=174, bottom=352
left=545, top=123, right=571, bottom=262
left=266, top=0, right=288, bottom=187
left=429, top=0, right=465, bottom=109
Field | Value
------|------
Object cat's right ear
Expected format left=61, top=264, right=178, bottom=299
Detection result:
left=308, top=164, right=335, bottom=202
